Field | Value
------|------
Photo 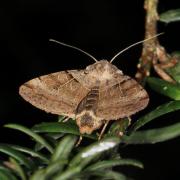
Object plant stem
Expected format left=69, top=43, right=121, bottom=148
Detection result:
left=135, top=0, right=177, bottom=83
left=135, top=0, right=159, bottom=83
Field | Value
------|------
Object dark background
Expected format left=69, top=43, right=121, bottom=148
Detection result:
left=0, top=0, right=180, bottom=180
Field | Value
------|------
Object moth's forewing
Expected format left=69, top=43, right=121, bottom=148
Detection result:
left=19, top=71, right=89, bottom=118
left=97, top=76, right=149, bottom=120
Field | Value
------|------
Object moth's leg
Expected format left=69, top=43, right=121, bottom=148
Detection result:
left=98, top=121, right=109, bottom=140
left=62, top=115, right=76, bottom=122
left=127, top=116, right=132, bottom=125
left=62, top=117, right=70, bottom=122
left=75, top=135, right=83, bottom=147
left=58, top=116, right=68, bottom=122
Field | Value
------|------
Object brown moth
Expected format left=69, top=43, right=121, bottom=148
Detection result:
left=19, top=39, right=151, bottom=135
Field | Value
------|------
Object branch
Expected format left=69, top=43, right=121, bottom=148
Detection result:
left=135, top=0, right=178, bottom=84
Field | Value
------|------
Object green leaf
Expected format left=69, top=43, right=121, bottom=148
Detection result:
left=171, top=51, right=180, bottom=58
left=32, top=122, right=97, bottom=139
left=45, top=135, right=77, bottom=177
left=129, top=101, right=180, bottom=132
left=9, top=158, right=26, bottom=180
left=123, top=121, right=180, bottom=144
left=30, top=169, right=45, bottom=180
left=159, top=9, right=180, bottom=23
left=85, top=170, right=127, bottom=180
left=32, top=121, right=78, bottom=135
left=7, top=144, right=49, bottom=163
left=85, top=159, right=143, bottom=171
left=166, top=60, right=180, bottom=84
left=0, top=166, right=12, bottom=172
left=0, top=171, right=11, bottom=180
left=108, top=118, right=130, bottom=137
left=51, top=135, right=77, bottom=162
left=0, top=144, right=35, bottom=170
left=0, top=170, right=18, bottom=180
left=34, top=133, right=62, bottom=152
left=0, top=166, right=18, bottom=180
left=69, top=137, right=120, bottom=169
left=147, top=77, right=180, bottom=100
left=53, top=166, right=81, bottom=180
left=4, top=124, right=54, bottom=153
left=45, top=160, right=68, bottom=179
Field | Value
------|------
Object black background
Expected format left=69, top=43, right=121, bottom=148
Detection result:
left=0, top=0, right=180, bottom=180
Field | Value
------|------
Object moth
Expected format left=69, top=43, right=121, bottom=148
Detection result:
left=19, top=38, right=153, bottom=136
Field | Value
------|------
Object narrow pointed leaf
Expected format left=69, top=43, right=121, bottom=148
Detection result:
left=172, top=51, right=180, bottom=57
left=108, top=118, right=129, bottom=137
left=0, top=170, right=18, bottom=180
left=32, top=122, right=97, bottom=139
left=30, top=169, right=45, bottom=180
left=45, top=160, right=68, bottom=179
left=46, top=135, right=77, bottom=176
left=32, top=122, right=78, bottom=134
left=4, top=124, right=53, bottom=153
left=51, top=135, right=77, bottom=162
left=123, top=121, right=180, bottom=144
left=0, top=171, right=10, bottom=180
left=53, top=166, right=81, bottom=180
left=85, top=159, right=143, bottom=171
left=0, top=166, right=12, bottom=172
left=147, top=77, right=180, bottom=100
left=0, top=144, right=34, bottom=170
left=130, top=101, right=180, bottom=132
left=87, top=170, right=127, bottom=180
left=34, top=133, right=63, bottom=152
left=7, top=144, right=49, bottom=163
left=159, top=9, right=180, bottom=23
left=9, top=158, right=26, bottom=180
left=69, top=137, right=120, bottom=168
left=166, top=60, right=180, bottom=84
left=0, top=166, right=18, bottom=180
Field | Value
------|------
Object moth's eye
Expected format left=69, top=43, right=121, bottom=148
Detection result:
left=96, top=63, right=102, bottom=69
left=117, top=70, right=123, bottom=75
left=86, top=66, right=92, bottom=71
left=84, top=70, right=89, bottom=74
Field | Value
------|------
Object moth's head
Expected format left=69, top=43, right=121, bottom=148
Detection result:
left=85, top=60, right=123, bottom=83
left=86, top=60, right=110, bottom=71
left=76, top=112, right=103, bottom=134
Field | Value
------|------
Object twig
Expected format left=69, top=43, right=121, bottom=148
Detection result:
left=135, top=0, right=178, bottom=84
left=153, top=44, right=177, bottom=83
left=135, top=0, right=159, bottom=83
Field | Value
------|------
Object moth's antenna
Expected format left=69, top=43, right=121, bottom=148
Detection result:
left=49, top=39, right=98, bottom=62
left=110, top=33, right=164, bottom=63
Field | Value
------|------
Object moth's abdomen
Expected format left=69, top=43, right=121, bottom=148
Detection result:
left=76, top=87, right=103, bottom=134
left=85, top=88, right=99, bottom=110
left=76, top=87, right=99, bottom=114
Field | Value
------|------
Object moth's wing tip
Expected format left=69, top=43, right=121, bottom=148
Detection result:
left=19, top=81, right=34, bottom=99
left=19, top=84, right=26, bottom=97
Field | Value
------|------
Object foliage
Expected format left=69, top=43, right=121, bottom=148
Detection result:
left=159, top=9, right=180, bottom=23
left=0, top=76, right=179, bottom=179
